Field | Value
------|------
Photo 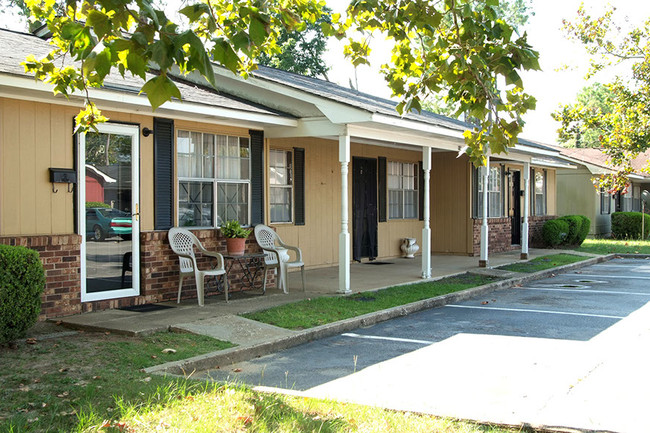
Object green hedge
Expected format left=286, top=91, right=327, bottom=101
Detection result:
left=0, top=245, right=45, bottom=344
left=541, top=215, right=591, bottom=247
left=558, top=215, right=582, bottom=245
left=611, top=212, right=650, bottom=239
left=542, top=219, right=569, bottom=247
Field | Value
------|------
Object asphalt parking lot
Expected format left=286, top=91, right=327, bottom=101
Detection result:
left=198, top=257, right=650, bottom=432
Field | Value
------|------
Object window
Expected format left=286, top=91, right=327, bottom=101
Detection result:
left=269, top=149, right=293, bottom=223
left=534, top=170, right=547, bottom=215
left=476, top=165, right=503, bottom=218
left=600, top=188, right=611, bottom=214
left=177, top=130, right=250, bottom=227
left=633, top=185, right=641, bottom=212
left=388, top=161, right=418, bottom=219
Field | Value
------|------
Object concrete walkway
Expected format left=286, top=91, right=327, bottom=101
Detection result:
left=58, top=248, right=565, bottom=336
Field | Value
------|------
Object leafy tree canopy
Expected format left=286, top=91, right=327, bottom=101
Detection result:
left=556, top=4, right=650, bottom=190
left=552, top=83, right=614, bottom=148
left=256, top=7, right=331, bottom=79
left=19, top=0, right=539, bottom=166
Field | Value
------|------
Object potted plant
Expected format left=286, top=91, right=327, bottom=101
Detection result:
left=220, top=220, right=252, bottom=256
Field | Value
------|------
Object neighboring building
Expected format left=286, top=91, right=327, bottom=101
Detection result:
left=1, top=28, right=566, bottom=319
left=557, top=148, right=650, bottom=237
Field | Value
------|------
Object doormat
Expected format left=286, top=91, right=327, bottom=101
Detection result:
left=118, top=304, right=175, bottom=313
left=364, top=261, right=393, bottom=265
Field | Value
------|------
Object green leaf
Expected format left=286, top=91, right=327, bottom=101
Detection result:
left=179, top=3, right=210, bottom=21
left=86, top=10, right=111, bottom=39
left=126, top=52, right=147, bottom=79
left=140, top=75, right=182, bottom=111
left=94, top=48, right=112, bottom=78
left=249, top=16, right=268, bottom=47
left=61, top=21, right=84, bottom=40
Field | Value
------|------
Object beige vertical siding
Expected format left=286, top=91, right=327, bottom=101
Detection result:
left=267, top=138, right=463, bottom=267
left=0, top=98, right=158, bottom=235
left=1, top=98, right=78, bottom=236
left=431, top=152, right=472, bottom=254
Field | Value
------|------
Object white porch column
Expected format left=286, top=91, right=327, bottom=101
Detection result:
left=521, top=162, right=530, bottom=260
left=479, top=155, right=490, bottom=267
left=338, top=129, right=351, bottom=294
left=421, top=147, right=432, bottom=278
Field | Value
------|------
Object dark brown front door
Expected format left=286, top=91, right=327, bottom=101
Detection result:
left=352, top=157, right=378, bottom=261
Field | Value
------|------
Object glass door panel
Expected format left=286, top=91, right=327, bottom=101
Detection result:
left=79, top=123, right=139, bottom=301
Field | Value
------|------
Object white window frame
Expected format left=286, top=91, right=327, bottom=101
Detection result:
left=388, top=161, right=419, bottom=220
left=600, top=188, right=611, bottom=215
left=269, top=149, right=293, bottom=224
left=477, top=165, right=503, bottom=218
left=534, top=170, right=547, bottom=216
left=177, top=130, right=251, bottom=228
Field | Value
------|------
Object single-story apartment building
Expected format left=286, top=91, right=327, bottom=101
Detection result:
left=557, top=148, right=650, bottom=236
left=0, top=28, right=570, bottom=319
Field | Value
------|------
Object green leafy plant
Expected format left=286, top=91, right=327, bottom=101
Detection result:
left=542, top=218, right=570, bottom=247
left=576, top=214, right=591, bottom=244
left=220, top=220, right=252, bottom=239
left=558, top=215, right=582, bottom=245
left=0, top=245, right=45, bottom=344
left=85, top=201, right=110, bottom=208
left=611, top=212, right=650, bottom=239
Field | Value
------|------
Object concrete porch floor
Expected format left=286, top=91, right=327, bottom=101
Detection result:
left=56, top=247, right=572, bottom=337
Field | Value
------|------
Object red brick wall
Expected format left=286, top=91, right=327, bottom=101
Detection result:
left=1, top=230, right=271, bottom=320
left=471, top=215, right=556, bottom=256
left=529, top=215, right=556, bottom=247
left=0, top=235, right=81, bottom=319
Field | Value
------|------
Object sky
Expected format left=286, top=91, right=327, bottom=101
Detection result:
left=1, top=0, right=648, bottom=145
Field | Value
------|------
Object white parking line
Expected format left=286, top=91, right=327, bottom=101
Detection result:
left=523, top=287, right=650, bottom=296
left=445, top=304, right=625, bottom=319
left=342, top=333, right=433, bottom=345
left=572, top=274, right=650, bottom=280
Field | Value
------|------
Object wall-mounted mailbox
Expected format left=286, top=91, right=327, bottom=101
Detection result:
left=49, top=168, right=77, bottom=193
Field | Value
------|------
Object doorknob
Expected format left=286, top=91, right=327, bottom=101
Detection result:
left=133, top=203, right=139, bottom=221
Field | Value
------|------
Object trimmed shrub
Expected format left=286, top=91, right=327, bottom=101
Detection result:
left=558, top=215, right=582, bottom=245
left=542, top=219, right=570, bottom=247
left=576, top=215, right=591, bottom=245
left=0, top=245, right=45, bottom=344
left=611, top=212, right=650, bottom=239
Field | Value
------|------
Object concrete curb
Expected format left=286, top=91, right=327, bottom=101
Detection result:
left=146, top=253, right=613, bottom=376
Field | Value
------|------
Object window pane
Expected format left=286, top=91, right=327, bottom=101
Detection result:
left=489, top=191, right=501, bottom=217
left=217, top=182, right=249, bottom=226
left=270, top=187, right=292, bottom=223
left=178, top=181, right=213, bottom=227
left=202, top=134, right=214, bottom=178
left=404, top=190, right=418, bottom=219
left=389, top=190, right=403, bottom=218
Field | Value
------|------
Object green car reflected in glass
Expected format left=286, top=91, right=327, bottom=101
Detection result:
left=85, top=208, right=132, bottom=241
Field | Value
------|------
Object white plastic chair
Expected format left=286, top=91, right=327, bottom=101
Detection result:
left=254, top=224, right=305, bottom=294
left=168, top=227, right=228, bottom=306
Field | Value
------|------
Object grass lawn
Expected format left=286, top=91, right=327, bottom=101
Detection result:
left=243, top=273, right=501, bottom=330
left=497, top=253, right=588, bottom=273
left=1, top=327, right=524, bottom=433
left=575, top=238, right=650, bottom=255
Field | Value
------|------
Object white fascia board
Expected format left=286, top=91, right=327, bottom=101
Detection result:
left=370, top=113, right=465, bottom=140
left=209, top=68, right=372, bottom=123
left=0, top=74, right=297, bottom=128
left=491, top=152, right=532, bottom=163
left=530, top=157, right=577, bottom=169
left=558, top=155, right=611, bottom=175
left=348, top=124, right=462, bottom=151
left=265, top=117, right=346, bottom=138
left=512, top=143, right=562, bottom=158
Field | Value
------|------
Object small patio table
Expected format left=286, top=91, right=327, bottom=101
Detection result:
left=220, top=252, right=267, bottom=294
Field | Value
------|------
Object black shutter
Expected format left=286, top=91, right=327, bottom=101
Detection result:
left=153, top=117, right=174, bottom=230
left=378, top=157, right=387, bottom=222
left=418, top=160, right=425, bottom=221
left=249, top=130, right=264, bottom=225
left=293, top=147, right=305, bottom=225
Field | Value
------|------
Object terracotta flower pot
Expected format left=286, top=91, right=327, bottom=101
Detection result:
left=226, top=237, right=246, bottom=256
